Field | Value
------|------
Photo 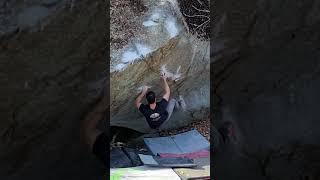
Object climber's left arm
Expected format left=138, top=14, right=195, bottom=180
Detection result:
left=135, top=86, right=149, bottom=108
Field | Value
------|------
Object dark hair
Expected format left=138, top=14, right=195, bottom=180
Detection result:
left=146, top=91, right=156, bottom=104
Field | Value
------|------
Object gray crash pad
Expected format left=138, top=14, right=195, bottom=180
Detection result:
left=144, top=129, right=210, bottom=155
left=110, top=148, right=144, bottom=168
left=138, top=154, right=196, bottom=168
left=110, top=148, right=132, bottom=168
left=123, top=148, right=143, bottom=166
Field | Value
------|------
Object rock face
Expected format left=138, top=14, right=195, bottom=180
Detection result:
left=110, top=0, right=210, bottom=133
left=0, top=0, right=106, bottom=179
left=212, top=0, right=320, bottom=179
left=0, top=0, right=66, bottom=34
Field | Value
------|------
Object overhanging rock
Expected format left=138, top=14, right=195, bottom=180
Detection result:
left=110, top=0, right=210, bottom=133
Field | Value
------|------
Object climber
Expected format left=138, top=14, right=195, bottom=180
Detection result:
left=135, top=73, right=186, bottom=130
left=82, top=93, right=108, bottom=165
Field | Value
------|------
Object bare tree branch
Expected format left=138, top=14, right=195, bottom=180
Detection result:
left=196, top=0, right=204, bottom=6
left=182, top=12, right=210, bottom=19
left=192, top=5, right=209, bottom=13
left=178, top=0, right=210, bottom=39
left=194, top=19, right=210, bottom=31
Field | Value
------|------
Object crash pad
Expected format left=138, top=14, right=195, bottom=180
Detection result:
left=110, top=148, right=132, bottom=168
left=144, top=129, right=210, bottom=155
left=159, top=150, right=210, bottom=159
left=173, top=157, right=210, bottom=180
left=123, top=148, right=143, bottom=166
left=138, top=154, right=159, bottom=166
left=138, top=154, right=197, bottom=168
left=157, top=149, right=211, bottom=179
left=110, top=166, right=181, bottom=180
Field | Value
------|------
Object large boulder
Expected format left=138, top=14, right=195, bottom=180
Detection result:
left=110, top=0, right=210, bottom=133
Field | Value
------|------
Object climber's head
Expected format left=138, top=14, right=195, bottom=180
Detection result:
left=146, top=91, right=156, bottom=104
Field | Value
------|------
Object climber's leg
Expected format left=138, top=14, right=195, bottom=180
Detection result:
left=166, top=98, right=177, bottom=120
left=158, top=98, right=177, bottom=130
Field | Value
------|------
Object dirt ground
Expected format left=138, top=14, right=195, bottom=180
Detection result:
left=160, top=117, right=210, bottom=140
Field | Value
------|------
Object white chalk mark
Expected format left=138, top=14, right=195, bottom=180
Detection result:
left=135, top=43, right=153, bottom=57
left=160, top=64, right=183, bottom=81
left=114, top=63, right=127, bottom=71
left=150, top=12, right=161, bottom=21
left=175, top=65, right=181, bottom=74
left=120, top=43, right=153, bottom=65
left=143, top=20, right=158, bottom=27
left=115, top=43, right=154, bottom=72
left=161, top=64, right=174, bottom=78
left=143, top=11, right=161, bottom=27
left=121, top=50, right=140, bottom=63
left=173, top=74, right=182, bottom=82
left=137, top=85, right=152, bottom=93
left=165, top=17, right=179, bottom=38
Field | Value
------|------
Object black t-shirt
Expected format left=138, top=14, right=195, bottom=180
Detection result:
left=139, top=98, right=169, bottom=129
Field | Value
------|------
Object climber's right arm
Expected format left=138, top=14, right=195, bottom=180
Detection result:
left=161, top=73, right=170, bottom=101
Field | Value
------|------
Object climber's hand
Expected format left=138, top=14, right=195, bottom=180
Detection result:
left=142, top=85, right=150, bottom=94
left=161, top=72, right=167, bottom=80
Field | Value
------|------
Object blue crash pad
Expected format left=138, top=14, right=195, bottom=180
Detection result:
left=144, top=129, right=210, bottom=155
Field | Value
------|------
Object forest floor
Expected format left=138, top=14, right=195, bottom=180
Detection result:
left=160, top=117, right=210, bottom=140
